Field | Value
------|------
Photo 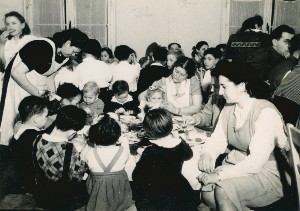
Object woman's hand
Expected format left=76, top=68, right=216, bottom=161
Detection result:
left=198, top=152, right=215, bottom=173
left=115, top=107, right=125, bottom=114
left=162, top=102, right=178, bottom=114
left=0, top=31, right=10, bottom=42
left=183, top=115, right=196, bottom=126
left=197, top=172, right=219, bottom=185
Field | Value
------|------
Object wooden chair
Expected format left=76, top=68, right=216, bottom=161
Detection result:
left=287, top=123, right=300, bottom=210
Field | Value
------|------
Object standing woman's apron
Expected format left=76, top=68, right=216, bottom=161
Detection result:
left=0, top=38, right=68, bottom=145
left=166, top=77, right=190, bottom=108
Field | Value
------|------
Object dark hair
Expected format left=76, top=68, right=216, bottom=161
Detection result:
left=204, top=48, right=222, bottom=59
left=89, top=114, right=121, bottom=146
left=4, top=11, right=31, bottom=39
left=55, top=105, right=86, bottom=131
left=18, top=96, right=48, bottom=122
left=143, top=108, right=173, bottom=139
left=270, top=25, right=295, bottom=41
left=168, top=42, right=181, bottom=50
left=173, top=56, right=197, bottom=79
left=145, top=42, right=159, bottom=56
left=152, top=46, right=168, bottom=62
left=289, top=34, right=300, bottom=53
left=83, top=39, right=101, bottom=59
left=112, top=80, right=129, bottom=95
left=114, top=45, right=135, bottom=61
left=216, top=44, right=227, bottom=52
left=237, top=15, right=263, bottom=34
left=52, top=28, right=88, bottom=49
left=101, top=47, right=114, bottom=59
left=217, top=61, right=269, bottom=99
left=57, top=83, right=81, bottom=101
left=191, top=41, right=208, bottom=57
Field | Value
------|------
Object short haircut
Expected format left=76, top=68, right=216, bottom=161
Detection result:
left=145, top=42, right=159, bottom=56
left=57, top=83, right=81, bottom=101
left=168, top=42, right=181, bottom=50
left=152, top=46, right=168, bottom=62
left=18, top=96, right=48, bottom=122
left=146, top=87, right=165, bottom=101
left=89, top=114, right=121, bottom=146
left=270, top=25, right=295, bottom=41
left=55, top=105, right=86, bottom=131
left=114, top=45, right=135, bottom=61
left=204, top=48, right=222, bottom=59
left=101, top=47, right=114, bottom=58
left=173, top=56, right=197, bottom=79
left=83, top=39, right=101, bottom=59
left=143, top=108, right=173, bottom=139
left=112, top=80, right=129, bottom=95
left=82, top=81, right=99, bottom=95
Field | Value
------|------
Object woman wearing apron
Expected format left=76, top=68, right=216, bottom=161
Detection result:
left=0, top=28, right=88, bottom=146
left=139, top=56, right=202, bottom=115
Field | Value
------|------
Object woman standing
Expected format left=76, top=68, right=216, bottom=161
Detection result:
left=139, top=56, right=202, bottom=115
left=0, top=28, right=88, bottom=145
left=197, top=62, right=288, bottom=210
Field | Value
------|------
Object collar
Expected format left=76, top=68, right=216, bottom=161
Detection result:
left=111, top=94, right=133, bottom=105
left=233, top=98, right=255, bottom=129
left=150, top=62, right=164, bottom=67
left=42, top=133, right=68, bottom=143
left=13, top=121, right=40, bottom=140
left=149, top=134, right=181, bottom=148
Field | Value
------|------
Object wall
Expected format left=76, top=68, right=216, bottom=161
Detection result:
left=115, top=0, right=223, bottom=59
left=0, top=0, right=24, bottom=30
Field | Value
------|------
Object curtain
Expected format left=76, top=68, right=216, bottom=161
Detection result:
left=31, top=0, right=65, bottom=37
left=74, top=0, right=107, bottom=46
left=273, top=0, right=300, bottom=33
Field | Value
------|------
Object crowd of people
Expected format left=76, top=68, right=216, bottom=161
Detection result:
left=0, top=11, right=299, bottom=211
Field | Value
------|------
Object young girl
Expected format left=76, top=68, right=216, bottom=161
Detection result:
left=166, top=49, right=184, bottom=71
left=100, top=46, right=114, bottom=64
left=104, top=80, right=139, bottom=115
left=79, top=81, right=104, bottom=125
left=201, top=47, right=222, bottom=103
left=82, top=114, right=136, bottom=211
left=132, top=108, right=197, bottom=210
left=191, top=41, right=209, bottom=70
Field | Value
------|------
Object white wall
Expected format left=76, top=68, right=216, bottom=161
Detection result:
left=115, top=0, right=223, bottom=59
left=0, top=0, right=24, bottom=30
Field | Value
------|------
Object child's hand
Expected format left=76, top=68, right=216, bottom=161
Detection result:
left=115, top=107, right=125, bottom=114
left=83, top=107, right=92, bottom=115
left=124, top=110, right=133, bottom=116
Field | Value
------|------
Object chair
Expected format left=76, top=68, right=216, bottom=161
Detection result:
left=287, top=123, right=300, bottom=210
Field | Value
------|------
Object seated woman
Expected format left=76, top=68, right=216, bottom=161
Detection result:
left=197, top=62, right=288, bottom=210
left=139, top=56, right=202, bottom=115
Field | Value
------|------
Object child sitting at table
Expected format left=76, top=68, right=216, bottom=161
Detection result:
left=79, top=81, right=104, bottom=125
left=81, top=114, right=136, bottom=211
left=132, top=108, right=198, bottom=210
left=104, top=80, right=139, bottom=115
left=138, top=86, right=166, bottom=120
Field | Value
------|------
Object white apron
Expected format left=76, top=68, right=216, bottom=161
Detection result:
left=0, top=38, right=68, bottom=145
left=166, top=77, right=190, bottom=108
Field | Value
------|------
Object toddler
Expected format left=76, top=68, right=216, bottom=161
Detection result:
left=100, top=46, right=114, bottom=64
left=81, top=114, right=136, bottom=211
left=132, top=108, right=197, bottom=210
left=104, top=80, right=139, bottom=115
left=79, top=81, right=104, bottom=125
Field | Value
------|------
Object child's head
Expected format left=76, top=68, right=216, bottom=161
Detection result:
left=55, top=105, right=86, bottom=132
left=146, top=86, right=165, bottom=104
left=57, top=83, right=82, bottom=107
left=152, top=45, right=168, bottom=63
left=203, top=48, right=222, bottom=70
left=168, top=42, right=181, bottom=51
left=114, top=45, right=135, bottom=62
left=167, top=49, right=184, bottom=70
left=112, top=80, right=129, bottom=104
left=82, top=81, right=99, bottom=105
left=89, top=114, right=121, bottom=146
left=143, top=108, right=173, bottom=139
left=83, top=38, right=102, bottom=59
left=191, top=41, right=209, bottom=58
left=18, top=96, right=48, bottom=129
left=100, top=47, right=114, bottom=63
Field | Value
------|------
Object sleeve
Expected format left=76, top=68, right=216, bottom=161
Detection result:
left=19, top=40, right=53, bottom=74
left=193, top=95, right=213, bottom=126
left=181, top=140, right=193, bottom=161
left=190, top=76, right=201, bottom=95
left=218, top=108, right=285, bottom=180
left=201, top=110, right=228, bottom=161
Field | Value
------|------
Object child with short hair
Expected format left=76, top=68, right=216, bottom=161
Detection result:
left=11, top=95, right=49, bottom=193
left=81, top=114, right=136, bottom=211
left=100, top=46, right=114, bottom=64
left=104, top=80, right=139, bottom=115
left=79, top=81, right=104, bottom=125
left=132, top=108, right=197, bottom=210
left=57, top=82, right=82, bottom=107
